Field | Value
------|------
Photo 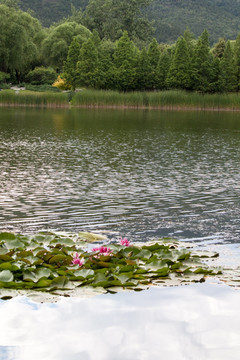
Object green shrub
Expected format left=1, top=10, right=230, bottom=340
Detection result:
left=25, top=84, right=61, bottom=92
left=0, top=71, right=10, bottom=83
left=25, top=67, right=57, bottom=85
left=0, top=83, right=10, bottom=89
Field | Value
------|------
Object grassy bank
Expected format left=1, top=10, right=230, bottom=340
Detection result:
left=72, top=89, right=240, bottom=110
left=0, top=90, right=69, bottom=107
left=1, top=89, right=240, bottom=110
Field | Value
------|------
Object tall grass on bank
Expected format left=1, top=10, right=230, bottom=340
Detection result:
left=147, top=90, right=240, bottom=109
left=71, top=89, right=146, bottom=107
left=1, top=89, right=240, bottom=110
left=72, top=89, right=240, bottom=110
left=0, top=90, right=69, bottom=107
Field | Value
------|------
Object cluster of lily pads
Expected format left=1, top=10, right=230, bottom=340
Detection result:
left=0, top=231, right=222, bottom=300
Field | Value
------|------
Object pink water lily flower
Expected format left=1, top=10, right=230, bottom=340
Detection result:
left=92, top=246, right=112, bottom=255
left=120, top=237, right=131, bottom=247
left=72, top=252, right=84, bottom=266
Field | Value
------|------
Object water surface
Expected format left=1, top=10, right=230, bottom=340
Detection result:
left=1, top=282, right=240, bottom=360
left=1, top=107, right=240, bottom=359
left=0, top=107, right=239, bottom=245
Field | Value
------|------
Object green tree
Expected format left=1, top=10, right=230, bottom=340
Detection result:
left=166, top=36, right=191, bottom=89
left=113, top=31, right=138, bottom=91
left=113, top=31, right=138, bottom=67
left=115, top=60, right=137, bottom=91
left=192, top=30, right=214, bottom=92
left=63, top=37, right=81, bottom=89
left=95, top=39, right=115, bottom=89
left=156, top=48, right=172, bottom=89
left=219, top=41, right=237, bottom=92
left=234, top=33, right=240, bottom=91
left=183, top=27, right=195, bottom=60
left=147, top=38, right=160, bottom=89
left=41, top=21, right=91, bottom=70
left=25, top=66, right=57, bottom=85
left=83, top=0, right=115, bottom=40
left=212, top=38, right=226, bottom=59
left=76, top=38, right=99, bottom=88
left=0, top=4, right=42, bottom=82
left=83, top=0, right=154, bottom=43
left=0, top=0, right=19, bottom=8
left=136, top=47, right=151, bottom=90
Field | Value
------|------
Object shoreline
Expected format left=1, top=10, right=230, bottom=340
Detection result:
left=1, top=102, right=240, bottom=112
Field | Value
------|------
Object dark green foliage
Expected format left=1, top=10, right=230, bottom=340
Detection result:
left=0, top=4, right=42, bottom=81
left=234, top=34, right=240, bottom=91
left=166, top=36, right=192, bottom=90
left=212, top=38, right=226, bottom=59
left=19, top=0, right=88, bottom=27
left=219, top=41, right=237, bottom=92
left=41, top=22, right=91, bottom=70
left=16, top=0, right=240, bottom=45
left=191, top=30, right=215, bottom=93
left=111, top=31, right=139, bottom=91
left=76, top=38, right=99, bottom=88
left=63, top=37, right=81, bottom=89
left=144, top=0, right=240, bottom=44
left=113, top=31, right=138, bottom=68
left=156, top=49, right=172, bottom=90
left=25, top=67, right=57, bottom=85
left=136, top=48, right=152, bottom=91
left=69, top=0, right=154, bottom=44
left=0, top=71, right=10, bottom=83
left=147, top=38, right=161, bottom=89
left=24, top=84, right=60, bottom=92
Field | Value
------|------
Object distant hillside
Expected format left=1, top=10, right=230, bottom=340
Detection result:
left=19, top=0, right=240, bottom=43
left=145, top=0, right=240, bottom=43
left=19, top=0, right=88, bottom=27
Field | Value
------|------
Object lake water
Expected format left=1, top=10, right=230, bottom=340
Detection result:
left=0, top=107, right=240, bottom=359
left=0, top=107, right=240, bottom=245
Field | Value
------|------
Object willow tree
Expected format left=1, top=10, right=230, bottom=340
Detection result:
left=0, top=4, right=42, bottom=82
left=41, top=21, right=91, bottom=71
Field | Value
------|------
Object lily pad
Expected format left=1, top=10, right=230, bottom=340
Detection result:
left=0, top=231, right=233, bottom=300
left=0, top=270, right=14, bottom=282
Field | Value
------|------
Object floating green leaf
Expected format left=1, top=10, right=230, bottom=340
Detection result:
left=50, top=276, right=70, bottom=289
left=0, top=231, right=232, bottom=300
left=0, top=232, right=16, bottom=241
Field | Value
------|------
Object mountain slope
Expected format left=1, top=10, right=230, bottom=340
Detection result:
left=20, top=0, right=88, bottom=27
left=145, top=0, right=240, bottom=43
left=19, top=0, right=240, bottom=43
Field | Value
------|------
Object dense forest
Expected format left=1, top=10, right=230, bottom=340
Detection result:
left=17, top=0, right=240, bottom=44
left=1, top=0, right=240, bottom=94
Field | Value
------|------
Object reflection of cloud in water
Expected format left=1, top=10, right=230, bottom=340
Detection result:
left=0, top=283, right=240, bottom=360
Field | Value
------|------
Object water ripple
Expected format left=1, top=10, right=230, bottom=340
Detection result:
left=0, top=108, right=240, bottom=244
